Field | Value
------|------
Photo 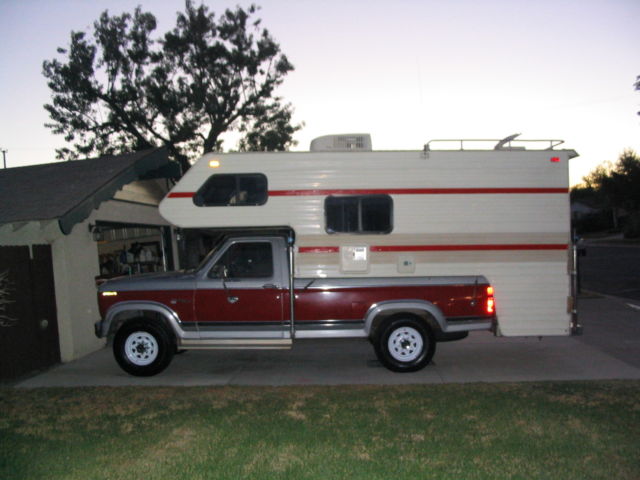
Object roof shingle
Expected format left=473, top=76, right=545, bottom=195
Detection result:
left=0, top=148, right=171, bottom=233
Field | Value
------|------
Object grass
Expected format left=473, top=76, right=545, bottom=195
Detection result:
left=1, top=381, right=639, bottom=479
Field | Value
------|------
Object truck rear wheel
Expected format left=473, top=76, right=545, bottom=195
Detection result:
left=113, top=320, right=175, bottom=376
left=374, top=317, right=435, bottom=372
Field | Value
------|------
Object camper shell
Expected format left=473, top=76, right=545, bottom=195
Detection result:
left=96, top=134, right=579, bottom=376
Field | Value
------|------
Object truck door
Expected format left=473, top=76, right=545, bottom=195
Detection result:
left=194, top=237, right=288, bottom=339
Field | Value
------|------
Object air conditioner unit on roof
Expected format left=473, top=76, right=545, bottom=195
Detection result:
left=310, top=134, right=372, bottom=152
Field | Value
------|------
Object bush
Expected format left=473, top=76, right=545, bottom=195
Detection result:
left=572, top=212, right=614, bottom=234
left=623, top=212, right=640, bottom=238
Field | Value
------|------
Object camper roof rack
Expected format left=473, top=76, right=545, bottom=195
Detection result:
left=423, top=133, right=566, bottom=155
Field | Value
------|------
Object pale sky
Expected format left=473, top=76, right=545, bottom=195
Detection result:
left=0, top=0, right=638, bottom=185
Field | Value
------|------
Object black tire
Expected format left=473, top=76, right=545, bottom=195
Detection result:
left=435, top=331, right=469, bottom=342
left=373, top=317, right=435, bottom=372
left=113, top=319, right=175, bottom=376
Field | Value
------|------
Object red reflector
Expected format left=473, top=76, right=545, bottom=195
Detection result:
left=550, top=157, right=560, bottom=163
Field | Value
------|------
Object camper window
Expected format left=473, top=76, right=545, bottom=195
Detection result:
left=325, top=195, right=393, bottom=234
left=194, top=173, right=268, bottom=206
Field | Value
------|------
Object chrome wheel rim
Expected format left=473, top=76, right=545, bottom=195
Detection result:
left=124, top=331, right=159, bottom=366
left=387, top=326, right=423, bottom=362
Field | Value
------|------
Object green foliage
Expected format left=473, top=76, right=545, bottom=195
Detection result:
left=612, top=150, right=640, bottom=211
left=571, top=209, right=614, bottom=235
left=576, top=149, right=640, bottom=236
left=2, top=382, right=640, bottom=479
left=238, top=101, right=304, bottom=152
left=624, top=212, right=640, bottom=239
left=42, top=1, right=302, bottom=171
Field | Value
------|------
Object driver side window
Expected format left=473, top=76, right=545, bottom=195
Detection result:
left=208, top=242, right=273, bottom=279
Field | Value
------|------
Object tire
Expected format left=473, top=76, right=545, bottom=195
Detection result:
left=374, top=317, right=436, bottom=372
left=113, top=319, right=175, bottom=376
left=435, top=331, right=469, bottom=342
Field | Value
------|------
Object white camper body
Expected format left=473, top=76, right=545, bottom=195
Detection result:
left=159, top=135, right=578, bottom=337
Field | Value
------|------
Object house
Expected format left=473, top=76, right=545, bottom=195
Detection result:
left=0, top=148, right=180, bottom=381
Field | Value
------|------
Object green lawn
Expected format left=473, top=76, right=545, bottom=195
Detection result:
left=1, top=382, right=639, bottom=479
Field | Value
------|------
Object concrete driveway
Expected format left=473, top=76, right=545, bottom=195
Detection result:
left=16, top=294, right=640, bottom=387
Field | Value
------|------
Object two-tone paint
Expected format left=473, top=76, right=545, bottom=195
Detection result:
left=96, top=236, right=496, bottom=347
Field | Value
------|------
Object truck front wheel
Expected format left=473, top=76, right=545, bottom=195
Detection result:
left=113, top=320, right=175, bottom=376
left=374, top=317, right=435, bottom=372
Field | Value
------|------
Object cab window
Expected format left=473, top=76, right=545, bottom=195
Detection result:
left=208, top=242, right=273, bottom=279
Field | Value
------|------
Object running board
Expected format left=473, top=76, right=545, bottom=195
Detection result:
left=179, top=338, right=293, bottom=350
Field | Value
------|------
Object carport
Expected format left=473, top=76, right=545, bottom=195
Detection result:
left=0, top=148, right=180, bottom=382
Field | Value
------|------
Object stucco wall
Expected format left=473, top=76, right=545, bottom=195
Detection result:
left=93, top=196, right=169, bottom=225
left=51, top=221, right=103, bottom=361
left=64, top=199, right=176, bottom=361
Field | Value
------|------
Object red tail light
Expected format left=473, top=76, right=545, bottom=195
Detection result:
left=486, top=286, right=495, bottom=314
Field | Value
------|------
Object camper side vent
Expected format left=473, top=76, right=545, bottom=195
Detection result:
left=310, top=134, right=372, bottom=152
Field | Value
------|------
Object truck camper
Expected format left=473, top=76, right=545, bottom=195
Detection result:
left=96, top=133, right=580, bottom=376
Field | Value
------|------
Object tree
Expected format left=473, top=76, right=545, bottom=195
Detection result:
left=578, top=149, right=640, bottom=234
left=43, top=2, right=302, bottom=171
left=238, top=99, right=303, bottom=151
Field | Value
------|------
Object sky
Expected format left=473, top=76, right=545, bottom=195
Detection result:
left=0, top=0, right=638, bottom=186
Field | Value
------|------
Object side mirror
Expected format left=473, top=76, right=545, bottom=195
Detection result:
left=209, top=264, right=229, bottom=280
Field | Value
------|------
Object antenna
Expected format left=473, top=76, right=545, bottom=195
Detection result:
left=494, top=133, right=521, bottom=150
left=1, top=149, right=7, bottom=169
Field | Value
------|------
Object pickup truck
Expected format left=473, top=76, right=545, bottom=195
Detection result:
left=96, top=234, right=496, bottom=376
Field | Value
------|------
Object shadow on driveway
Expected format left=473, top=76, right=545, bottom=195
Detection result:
left=16, top=295, right=640, bottom=387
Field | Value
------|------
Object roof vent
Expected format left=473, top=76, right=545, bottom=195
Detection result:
left=310, top=134, right=372, bottom=152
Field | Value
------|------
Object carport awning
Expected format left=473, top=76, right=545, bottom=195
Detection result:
left=0, top=147, right=179, bottom=235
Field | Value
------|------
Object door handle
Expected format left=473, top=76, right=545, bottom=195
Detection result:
left=262, top=283, right=279, bottom=289
left=227, top=296, right=239, bottom=304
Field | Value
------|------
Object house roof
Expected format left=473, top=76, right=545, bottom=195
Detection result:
left=0, top=147, right=176, bottom=234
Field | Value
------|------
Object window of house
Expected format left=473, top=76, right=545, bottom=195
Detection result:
left=194, top=173, right=267, bottom=206
left=325, top=195, right=393, bottom=234
left=209, top=242, right=273, bottom=279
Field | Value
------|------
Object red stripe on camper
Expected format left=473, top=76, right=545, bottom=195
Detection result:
left=369, top=244, right=569, bottom=252
left=298, top=246, right=340, bottom=253
left=167, top=192, right=195, bottom=198
left=269, top=188, right=568, bottom=196
left=299, top=244, right=568, bottom=253
left=167, top=188, right=568, bottom=199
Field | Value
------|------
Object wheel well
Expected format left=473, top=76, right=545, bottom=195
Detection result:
left=109, top=310, right=175, bottom=343
left=369, top=310, right=440, bottom=342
